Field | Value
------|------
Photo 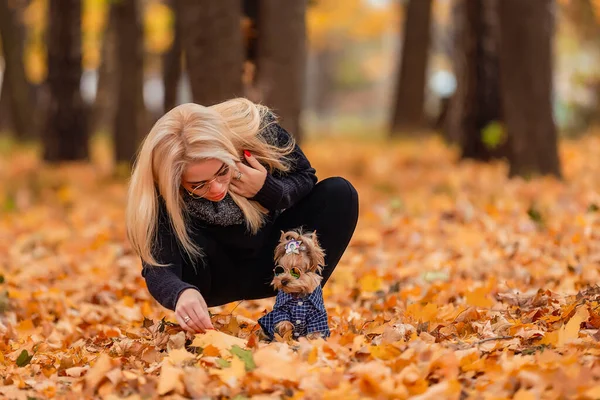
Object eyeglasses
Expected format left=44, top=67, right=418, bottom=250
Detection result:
left=274, top=265, right=302, bottom=279
left=186, top=164, right=231, bottom=198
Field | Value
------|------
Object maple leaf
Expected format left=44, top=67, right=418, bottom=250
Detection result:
left=84, top=353, right=118, bottom=395
left=157, top=362, right=185, bottom=396
left=213, top=355, right=246, bottom=387
left=191, top=330, right=247, bottom=358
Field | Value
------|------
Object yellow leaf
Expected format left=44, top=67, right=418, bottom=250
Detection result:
left=584, top=385, right=600, bottom=398
left=213, top=356, right=246, bottom=387
left=539, top=330, right=559, bottom=347
left=122, top=296, right=135, bottom=307
left=141, top=301, right=153, bottom=317
left=166, top=348, right=195, bottom=366
left=144, top=2, right=173, bottom=54
left=370, top=344, right=402, bottom=361
left=406, top=302, right=438, bottom=323
left=308, top=346, right=319, bottom=364
left=359, top=273, right=383, bottom=292
left=191, top=330, right=247, bottom=358
left=84, top=353, right=114, bottom=393
left=465, top=287, right=494, bottom=308
left=514, top=389, right=536, bottom=400
left=17, top=319, right=35, bottom=333
left=254, top=346, right=306, bottom=383
left=157, top=363, right=185, bottom=396
left=558, top=306, right=588, bottom=347
left=8, top=290, right=29, bottom=300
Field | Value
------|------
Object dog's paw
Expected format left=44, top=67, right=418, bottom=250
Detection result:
left=257, top=328, right=271, bottom=342
left=306, top=332, right=325, bottom=340
left=275, top=321, right=294, bottom=338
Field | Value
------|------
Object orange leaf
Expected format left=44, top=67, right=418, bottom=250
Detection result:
left=465, top=287, right=494, bottom=308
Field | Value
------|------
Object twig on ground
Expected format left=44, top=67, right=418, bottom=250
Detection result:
left=476, top=335, right=514, bottom=345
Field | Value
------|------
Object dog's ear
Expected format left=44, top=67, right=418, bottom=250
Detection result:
left=280, top=230, right=299, bottom=243
left=304, top=231, right=325, bottom=273
left=311, top=230, right=320, bottom=246
left=279, top=230, right=287, bottom=242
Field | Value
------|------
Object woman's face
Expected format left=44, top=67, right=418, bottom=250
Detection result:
left=182, top=158, right=232, bottom=202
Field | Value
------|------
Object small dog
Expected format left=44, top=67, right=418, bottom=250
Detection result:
left=257, top=229, right=330, bottom=341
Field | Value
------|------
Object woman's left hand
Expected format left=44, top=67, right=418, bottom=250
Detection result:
left=230, top=150, right=267, bottom=198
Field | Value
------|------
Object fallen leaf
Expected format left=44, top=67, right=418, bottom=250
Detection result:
left=85, top=353, right=115, bottom=394
left=157, top=362, right=185, bottom=396
left=192, top=330, right=247, bottom=358
left=213, top=355, right=246, bottom=387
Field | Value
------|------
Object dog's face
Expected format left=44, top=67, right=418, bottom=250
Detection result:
left=271, top=230, right=326, bottom=295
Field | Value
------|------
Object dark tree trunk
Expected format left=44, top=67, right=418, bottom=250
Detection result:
left=44, top=0, right=88, bottom=161
left=314, top=49, right=337, bottom=117
left=0, top=0, right=35, bottom=140
left=178, top=0, right=244, bottom=106
left=445, top=0, right=508, bottom=160
left=113, top=0, right=146, bottom=165
left=497, top=0, right=561, bottom=178
left=255, top=0, right=307, bottom=141
left=91, top=4, right=118, bottom=136
left=0, top=75, right=12, bottom=134
left=163, top=0, right=183, bottom=112
left=390, top=0, right=432, bottom=135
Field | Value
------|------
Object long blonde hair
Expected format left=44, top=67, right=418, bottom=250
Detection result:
left=126, top=98, right=295, bottom=267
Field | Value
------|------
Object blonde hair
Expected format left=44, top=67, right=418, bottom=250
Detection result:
left=126, top=98, right=295, bottom=267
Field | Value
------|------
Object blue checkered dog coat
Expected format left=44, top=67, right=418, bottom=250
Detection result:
left=258, top=285, right=330, bottom=340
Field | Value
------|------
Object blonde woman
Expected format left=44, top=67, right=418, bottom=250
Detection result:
left=126, top=98, right=358, bottom=333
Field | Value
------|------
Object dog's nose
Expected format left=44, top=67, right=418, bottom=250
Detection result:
left=281, top=279, right=289, bottom=286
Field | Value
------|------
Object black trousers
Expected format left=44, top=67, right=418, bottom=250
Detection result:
left=182, top=177, right=359, bottom=307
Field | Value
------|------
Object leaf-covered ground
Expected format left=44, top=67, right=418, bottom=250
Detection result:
left=1, top=135, right=600, bottom=399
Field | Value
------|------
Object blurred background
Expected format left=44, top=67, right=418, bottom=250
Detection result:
left=0, top=0, right=599, bottom=177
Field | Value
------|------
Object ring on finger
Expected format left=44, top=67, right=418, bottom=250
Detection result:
left=183, top=315, right=191, bottom=323
left=235, top=170, right=242, bottom=181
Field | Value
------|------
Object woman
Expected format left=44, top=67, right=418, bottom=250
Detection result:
left=126, top=98, right=358, bottom=333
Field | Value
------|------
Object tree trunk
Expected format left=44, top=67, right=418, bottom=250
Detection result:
left=0, top=0, right=35, bottom=140
left=445, top=0, right=507, bottom=160
left=497, top=0, right=561, bottom=178
left=44, top=0, right=88, bottom=161
left=0, top=74, right=12, bottom=134
left=178, top=0, right=244, bottom=106
left=162, top=0, right=183, bottom=112
left=90, top=3, right=118, bottom=136
left=255, top=0, right=307, bottom=141
left=390, top=0, right=432, bottom=135
left=113, top=0, right=146, bottom=165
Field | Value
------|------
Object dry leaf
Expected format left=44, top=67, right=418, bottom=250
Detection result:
left=191, top=330, right=247, bottom=358
left=157, top=363, right=185, bottom=396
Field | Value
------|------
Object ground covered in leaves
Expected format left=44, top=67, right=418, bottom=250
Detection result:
left=1, top=135, right=600, bottom=399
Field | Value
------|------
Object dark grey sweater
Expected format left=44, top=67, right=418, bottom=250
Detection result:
left=141, top=122, right=317, bottom=311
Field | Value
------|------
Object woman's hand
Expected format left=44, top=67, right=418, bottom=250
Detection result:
left=175, top=288, right=214, bottom=333
left=230, top=150, right=267, bottom=198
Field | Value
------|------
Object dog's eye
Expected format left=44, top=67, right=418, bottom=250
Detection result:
left=274, top=266, right=285, bottom=276
left=290, top=267, right=301, bottom=279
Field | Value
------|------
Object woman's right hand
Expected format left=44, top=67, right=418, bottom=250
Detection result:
left=175, top=288, right=215, bottom=333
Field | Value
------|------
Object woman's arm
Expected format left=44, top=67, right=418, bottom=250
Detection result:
left=141, top=203, right=200, bottom=311
left=249, top=123, right=318, bottom=211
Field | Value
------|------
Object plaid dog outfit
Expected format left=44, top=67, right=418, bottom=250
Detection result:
left=258, top=285, right=330, bottom=340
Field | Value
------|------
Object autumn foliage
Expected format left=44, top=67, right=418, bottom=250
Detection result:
left=1, top=135, right=600, bottom=399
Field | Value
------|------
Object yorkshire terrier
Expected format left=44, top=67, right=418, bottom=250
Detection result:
left=257, top=229, right=330, bottom=341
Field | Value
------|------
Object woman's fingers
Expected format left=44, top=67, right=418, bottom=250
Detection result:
left=192, top=302, right=214, bottom=331
left=179, top=306, right=206, bottom=333
left=244, top=151, right=267, bottom=172
left=175, top=312, right=196, bottom=333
